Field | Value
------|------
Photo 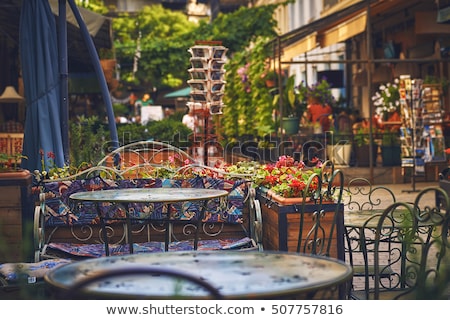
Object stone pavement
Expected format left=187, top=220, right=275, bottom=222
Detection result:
left=373, top=181, right=439, bottom=205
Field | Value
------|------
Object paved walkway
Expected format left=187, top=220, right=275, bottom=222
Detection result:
left=342, top=180, right=440, bottom=209
left=374, top=181, right=439, bottom=205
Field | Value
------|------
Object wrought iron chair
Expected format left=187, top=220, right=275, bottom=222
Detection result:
left=343, top=177, right=398, bottom=292
left=294, top=165, right=347, bottom=299
left=62, top=266, right=223, bottom=300
left=295, top=163, right=345, bottom=259
left=349, top=186, right=450, bottom=299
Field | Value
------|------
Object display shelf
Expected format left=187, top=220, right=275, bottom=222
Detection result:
left=398, top=79, right=445, bottom=190
left=186, top=42, right=227, bottom=164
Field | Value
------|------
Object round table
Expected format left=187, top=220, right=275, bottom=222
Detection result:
left=69, top=187, right=229, bottom=204
left=69, top=188, right=230, bottom=253
left=45, top=251, right=353, bottom=300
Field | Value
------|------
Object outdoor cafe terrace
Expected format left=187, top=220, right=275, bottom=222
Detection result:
left=0, top=141, right=449, bottom=300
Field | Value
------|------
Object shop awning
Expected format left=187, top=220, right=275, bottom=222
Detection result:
left=282, top=32, right=317, bottom=61
left=319, top=11, right=367, bottom=47
left=272, top=0, right=374, bottom=60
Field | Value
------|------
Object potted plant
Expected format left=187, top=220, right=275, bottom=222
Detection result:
left=245, top=155, right=343, bottom=258
left=353, top=126, right=379, bottom=167
left=305, top=78, right=335, bottom=134
left=372, top=79, right=401, bottom=122
left=263, top=70, right=278, bottom=88
left=0, top=152, right=27, bottom=173
left=326, top=125, right=352, bottom=167
left=381, top=130, right=401, bottom=166
left=272, top=75, right=307, bottom=135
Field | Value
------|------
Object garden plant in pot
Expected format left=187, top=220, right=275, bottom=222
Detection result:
left=353, top=126, right=379, bottom=167
left=305, top=79, right=335, bottom=135
left=263, top=70, right=278, bottom=88
left=272, top=75, right=307, bottom=135
left=0, top=152, right=27, bottom=173
left=381, top=130, right=401, bottom=166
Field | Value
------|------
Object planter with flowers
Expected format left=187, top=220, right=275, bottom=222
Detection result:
left=248, top=156, right=344, bottom=258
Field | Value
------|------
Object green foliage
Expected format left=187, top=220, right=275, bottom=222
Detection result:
left=221, top=37, right=275, bottom=141
left=0, top=152, right=26, bottom=171
left=112, top=4, right=279, bottom=91
left=75, top=0, right=109, bottom=14
left=195, top=5, right=279, bottom=53
left=113, top=103, right=129, bottom=116
left=113, top=5, right=197, bottom=89
left=144, top=118, right=193, bottom=148
left=116, top=123, right=150, bottom=144
left=382, top=131, right=401, bottom=146
left=69, top=116, right=108, bottom=166
left=117, top=118, right=192, bottom=148
left=272, top=75, right=308, bottom=118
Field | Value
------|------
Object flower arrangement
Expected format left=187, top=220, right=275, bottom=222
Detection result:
left=307, top=78, right=336, bottom=107
left=32, top=149, right=328, bottom=200
left=34, top=150, right=91, bottom=182
left=372, top=78, right=400, bottom=120
left=252, top=155, right=323, bottom=198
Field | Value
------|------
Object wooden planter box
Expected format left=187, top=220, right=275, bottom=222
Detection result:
left=0, top=170, right=33, bottom=262
left=256, top=188, right=345, bottom=261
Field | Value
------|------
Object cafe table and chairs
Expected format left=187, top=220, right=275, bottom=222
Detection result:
left=44, top=250, right=353, bottom=300
left=344, top=186, right=450, bottom=299
left=69, top=187, right=229, bottom=255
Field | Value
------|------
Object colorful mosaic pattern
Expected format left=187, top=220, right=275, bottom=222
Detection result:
left=40, top=177, right=248, bottom=227
left=47, top=237, right=255, bottom=258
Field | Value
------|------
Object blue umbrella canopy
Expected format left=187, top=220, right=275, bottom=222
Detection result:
left=19, top=0, right=65, bottom=172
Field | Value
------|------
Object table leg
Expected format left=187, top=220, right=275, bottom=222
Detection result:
left=164, top=204, right=172, bottom=251
left=125, top=203, right=133, bottom=254
left=195, top=199, right=210, bottom=250
left=98, top=202, right=110, bottom=256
